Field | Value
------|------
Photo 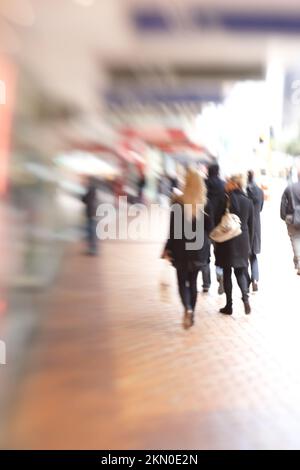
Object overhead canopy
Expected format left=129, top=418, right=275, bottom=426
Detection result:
left=120, top=128, right=207, bottom=154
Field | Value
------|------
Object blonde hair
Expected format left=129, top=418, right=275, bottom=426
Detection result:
left=179, top=168, right=207, bottom=218
left=225, top=173, right=246, bottom=193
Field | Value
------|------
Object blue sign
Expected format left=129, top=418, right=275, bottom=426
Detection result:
left=105, top=89, right=222, bottom=107
left=132, top=8, right=300, bottom=35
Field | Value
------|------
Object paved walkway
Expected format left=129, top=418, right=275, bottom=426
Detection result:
left=3, top=190, right=300, bottom=449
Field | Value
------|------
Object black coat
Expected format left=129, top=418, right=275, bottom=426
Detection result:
left=215, top=190, right=254, bottom=269
left=247, top=182, right=264, bottom=254
left=165, top=200, right=214, bottom=270
left=82, top=186, right=97, bottom=219
left=280, top=182, right=300, bottom=221
left=206, top=176, right=225, bottom=225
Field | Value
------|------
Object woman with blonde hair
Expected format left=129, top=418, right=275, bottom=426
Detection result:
left=162, top=168, right=213, bottom=328
left=215, top=174, right=254, bottom=315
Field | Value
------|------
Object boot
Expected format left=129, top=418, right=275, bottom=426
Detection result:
left=217, top=276, right=224, bottom=295
left=219, top=299, right=232, bottom=315
left=243, top=300, right=251, bottom=314
left=252, top=281, right=258, bottom=292
left=183, top=309, right=194, bottom=329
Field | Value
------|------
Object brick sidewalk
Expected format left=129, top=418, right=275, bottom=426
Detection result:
left=3, top=198, right=300, bottom=449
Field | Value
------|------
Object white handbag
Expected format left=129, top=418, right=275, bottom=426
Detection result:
left=209, top=198, right=242, bottom=243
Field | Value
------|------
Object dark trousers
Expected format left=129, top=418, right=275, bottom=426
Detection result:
left=86, top=217, right=97, bottom=255
left=201, top=264, right=211, bottom=289
left=176, top=268, right=199, bottom=311
left=223, top=267, right=249, bottom=304
left=212, top=242, right=223, bottom=281
left=248, top=253, right=259, bottom=283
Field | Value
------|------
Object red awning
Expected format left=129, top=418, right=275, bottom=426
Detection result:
left=120, top=128, right=205, bottom=153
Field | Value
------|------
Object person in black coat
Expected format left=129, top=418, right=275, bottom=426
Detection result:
left=162, top=168, right=213, bottom=328
left=82, top=177, right=98, bottom=255
left=206, top=164, right=226, bottom=220
left=206, top=164, right=226, bottom=294
left=137, top=172, right=146, bottom=203
left=215, top=175, right=254, bottom=315
left=246, top=170, right=264, bottom=291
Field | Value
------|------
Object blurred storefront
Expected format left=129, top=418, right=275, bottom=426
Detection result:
left=8, top=67, right=76, bottom=288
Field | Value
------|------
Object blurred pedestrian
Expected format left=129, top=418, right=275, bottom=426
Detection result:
left=162, top=168, right=213, bottom=329
left=82, top=177, right=98, bottom=256
left=158, top=173, right=171, bottom=207
left=206, top=163, right=225, bottom=294
left=137, top=171, right=146, bottom=203
left=215, top=174, right=254, bottom=315
left=246, top=170, right=264, bottom=291
left=280, top=171, right=300, bottom=275
left=169, top=174, right=178, bottom=191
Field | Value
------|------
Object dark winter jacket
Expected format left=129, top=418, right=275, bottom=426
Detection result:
left=165, top=199, right=214, bottom=270
left=247, top=182, right=264, bottom=254
left=82, top=186, right=97, bottom=219
left=280, top=182, right=300, bottom=222
left=215, top=190, right=254, bottom=269
left=205, top=176, right=225, bottom=225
